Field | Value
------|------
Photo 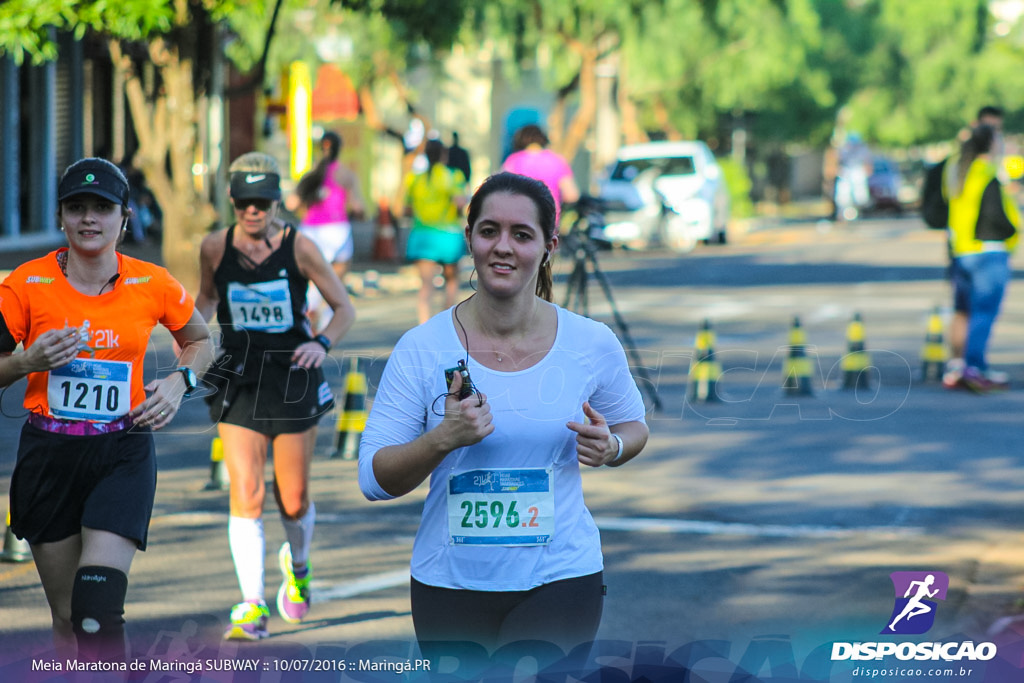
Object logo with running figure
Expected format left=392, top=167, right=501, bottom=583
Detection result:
left=882, top=571, right=949, bottom=635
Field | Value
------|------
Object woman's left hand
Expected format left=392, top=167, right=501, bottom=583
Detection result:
left=567, top=401, right=619, bottom=468
left=291, top=341, right=328, bottom=369
left=131, top=376, right=184, bottom=430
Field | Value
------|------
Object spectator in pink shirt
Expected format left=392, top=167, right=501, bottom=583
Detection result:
left=502, top=124, right=580, bottom=225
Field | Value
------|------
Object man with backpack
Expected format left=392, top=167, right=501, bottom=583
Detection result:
left=920, top=105, right=1005, bottom=389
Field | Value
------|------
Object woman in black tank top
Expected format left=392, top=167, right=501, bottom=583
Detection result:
left=194, top=152, right=356, bottom=641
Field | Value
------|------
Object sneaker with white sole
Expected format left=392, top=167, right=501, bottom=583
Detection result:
left=277, top=543, right=311, bottom=623
left=962, top=367, right=1010, bottom=393
left=942, top=358, right=966, bottom=390
left=224, top=600, right=269, bottom=641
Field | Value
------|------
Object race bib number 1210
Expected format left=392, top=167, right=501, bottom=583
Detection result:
left=48, top=358, right=132, bottom=421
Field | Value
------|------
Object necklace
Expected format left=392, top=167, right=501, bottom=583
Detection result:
left=493, top=326, right=531, bottom=363
left=483, top=304, right=538, bottom=364
left=454, top=297, right=539, bottom=365
left=58, top=251, right=120, bottom=295
left=236, top=226, right=280, bottom=268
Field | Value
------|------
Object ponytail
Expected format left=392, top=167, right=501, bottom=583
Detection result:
left=295, top=158, right=331, bottom=207
left=536, top=257, right=553, bottom=302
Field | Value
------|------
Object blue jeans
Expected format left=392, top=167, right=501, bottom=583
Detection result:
left=955, top=251, right=1011, bottom=371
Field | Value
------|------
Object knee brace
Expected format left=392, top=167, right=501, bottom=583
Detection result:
left=71, top=566, right=128, bottom=661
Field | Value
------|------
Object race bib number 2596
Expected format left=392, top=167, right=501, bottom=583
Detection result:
left=447, top=468, right=554, bottom=546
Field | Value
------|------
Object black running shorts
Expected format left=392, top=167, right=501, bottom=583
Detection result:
left=9, top=421, right=157, bottom=549
left=218, top=352, right=335, bottom=436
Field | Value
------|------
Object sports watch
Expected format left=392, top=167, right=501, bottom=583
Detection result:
left=313, top=334, right=332, bottom=352
left=176, top=366, right=198, bottom=397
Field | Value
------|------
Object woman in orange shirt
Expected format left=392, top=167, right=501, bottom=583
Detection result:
left=0, top=157, right=213, bottom=661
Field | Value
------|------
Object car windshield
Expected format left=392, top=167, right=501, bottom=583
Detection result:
left=612, top=156, right=696, bottom=181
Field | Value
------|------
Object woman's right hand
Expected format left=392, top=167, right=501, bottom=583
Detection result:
left=439, top=371, right=493, bottom=450
left=27, top=326, right=81, bottom=371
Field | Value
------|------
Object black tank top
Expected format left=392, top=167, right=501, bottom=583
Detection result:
left=214, top=224, right=313, bottom=352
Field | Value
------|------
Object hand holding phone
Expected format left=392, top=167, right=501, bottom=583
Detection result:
left=445, top=359, right=476, bottom=400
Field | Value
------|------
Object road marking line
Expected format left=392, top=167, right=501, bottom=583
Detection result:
left=312, top=569, right=410, bottom=603
left=592, top=516, right=921, bottom=539
left=150, top=511, right=225, bottom=526
left=149, top=511, right=919, bottom=608
left=153, top=511, right=921, bottom=540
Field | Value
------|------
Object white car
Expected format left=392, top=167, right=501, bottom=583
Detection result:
left=597, top=141, right=731, bottom=252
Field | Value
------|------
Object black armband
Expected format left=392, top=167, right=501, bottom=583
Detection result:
left=0, top=313, right=17, bottom=353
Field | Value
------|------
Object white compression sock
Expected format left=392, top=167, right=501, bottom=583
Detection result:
left=281, top=501, right=316, bottom=568
left=228, top=516, right=266, bottom=602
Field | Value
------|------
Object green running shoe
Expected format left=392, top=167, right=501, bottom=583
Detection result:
left=277, top=543, right=311, bottom=623
left=224, top=600, right=269, bottom=641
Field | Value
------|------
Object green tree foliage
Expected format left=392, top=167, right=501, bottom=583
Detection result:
left=330, top=0, right=466, bottom=50
left=818, top=0, right=1024, bottom=146
left=623, top=0, right=833, bottom=144
left=0, top=0, right=175, bottom=63
left=0, top=0, right=251, bottom=292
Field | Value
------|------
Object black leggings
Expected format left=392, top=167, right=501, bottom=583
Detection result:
left=411, top=572, right=604, bottom=658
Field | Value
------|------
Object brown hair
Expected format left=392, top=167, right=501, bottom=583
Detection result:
left=957, top=124, right=997, bottom=193
left=296, top=132, right=342, bottom=207
left=511, top=124, right=549, bottom=152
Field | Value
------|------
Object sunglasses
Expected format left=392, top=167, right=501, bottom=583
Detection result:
left=235, top=198, right=274, bottom=212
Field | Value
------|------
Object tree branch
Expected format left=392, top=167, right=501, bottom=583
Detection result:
left=224, top=0, right=286, bottom=98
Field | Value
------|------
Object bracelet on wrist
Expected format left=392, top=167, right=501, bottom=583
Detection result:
left=607, top=433, right=624, bottom=466
left=313, top=334, right=332, bottom=352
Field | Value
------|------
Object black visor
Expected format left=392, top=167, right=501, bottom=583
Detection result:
left=230, top=172, right=282, bottom=201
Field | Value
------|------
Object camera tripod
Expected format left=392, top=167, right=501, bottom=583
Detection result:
left=561, top=200, right=663, bottom=411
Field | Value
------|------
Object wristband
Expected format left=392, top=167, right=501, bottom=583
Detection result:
left=313, top=334, right=332, bottom=352
left=608, top=434, right=624, bottom=466
left=176, top=366, right=197, bottom=397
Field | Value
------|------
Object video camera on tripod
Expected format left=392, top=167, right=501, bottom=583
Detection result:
left=558, top=194, right=663, bottom=411
left=561, top=194, right=612, bottom=253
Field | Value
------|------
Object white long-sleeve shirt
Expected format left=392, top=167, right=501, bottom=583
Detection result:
left=359, top=303, right=647, bottom=591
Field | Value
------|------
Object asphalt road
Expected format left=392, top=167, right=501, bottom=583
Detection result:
left=3, top=215, right=1024, bottom=682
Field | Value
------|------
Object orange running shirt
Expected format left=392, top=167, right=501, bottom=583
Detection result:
left=0, top=250, right=195, bottom=420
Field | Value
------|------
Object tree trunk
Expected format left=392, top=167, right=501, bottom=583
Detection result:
left=617, top=54, right=647, bottom=145
left=110, top=38, right=217, bottom=296
left=551, top=42, right=598, bottom=164
left=653, top=96, right=683, bottom=141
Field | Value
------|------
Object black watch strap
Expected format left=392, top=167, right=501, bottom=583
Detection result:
left=176, top=366, right=197, bottom=396
left=314, top=334, right=332, bottom=352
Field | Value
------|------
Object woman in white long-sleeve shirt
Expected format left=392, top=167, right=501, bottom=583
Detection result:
left=359, top=171, right=648, bottom=660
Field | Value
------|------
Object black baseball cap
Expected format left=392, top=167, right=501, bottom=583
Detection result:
left=58, top=158, right=130, bottom=205
left=230, top=171, right=282, bottom=201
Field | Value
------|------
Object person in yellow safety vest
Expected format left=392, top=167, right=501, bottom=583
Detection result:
left=940, top=106, right=1004, bottom=389
left=945, top=123, right=1019, bottom=393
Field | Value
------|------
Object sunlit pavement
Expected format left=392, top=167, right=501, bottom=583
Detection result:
left=3, top=213, right=1024, bottom=681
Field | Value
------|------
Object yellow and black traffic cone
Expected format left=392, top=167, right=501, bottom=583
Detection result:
left=203, top=436, right=229, bottom=491
left=1, top=509, right=31, bottom=563
left=841, top=312, right=872, bottom=390
left=688, top=319, right=722, bottom=402
left=332, top=357, right=368, bottom=460
left=920, top=306, right=947, bottom=382
left=782, top=316, right=814, bottom=396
